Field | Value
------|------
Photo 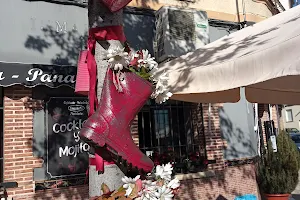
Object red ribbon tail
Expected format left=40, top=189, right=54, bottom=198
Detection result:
left=89, top=153, right=104, bottom=173
left=87, top=49, right=97, bottom=116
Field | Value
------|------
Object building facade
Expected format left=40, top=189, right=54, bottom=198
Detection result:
left=281, top=105, right=300, bottom=131
left=0, top=0, right=281, bottom=199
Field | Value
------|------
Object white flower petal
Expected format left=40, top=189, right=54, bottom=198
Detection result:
left=108, top=57, right=115, bottom=63
left=125, top=185, right=133, bottom=196
left=167, top=178, right=180, bottom=189
left=134, top=175, right=141, bottom=181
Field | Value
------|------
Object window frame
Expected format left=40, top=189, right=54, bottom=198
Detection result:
left=138, top=100, right=208, bottom=174
left=285, top=109, right=293, bottom=122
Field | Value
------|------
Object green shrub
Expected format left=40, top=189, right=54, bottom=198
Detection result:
left=257, top=131, right=300, bottom=194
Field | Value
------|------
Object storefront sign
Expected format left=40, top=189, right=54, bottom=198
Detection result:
left=46, top=97, right=90, bottom=178
left=0, top=63, right=77, bottom=88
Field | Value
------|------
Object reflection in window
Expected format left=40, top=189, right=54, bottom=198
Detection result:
left=154, top=110, right=170, bottom=140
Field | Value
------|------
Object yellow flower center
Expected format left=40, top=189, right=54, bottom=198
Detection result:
left=114, top=55, right=123, bottom=61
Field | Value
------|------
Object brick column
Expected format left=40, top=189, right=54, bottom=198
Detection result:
left=131, top=116, right=139, bottom=146
left=3, top=86, right=42, bottom=197
left=191, top=103, right=206, bottom=157
left=202, top=103, right=225, bottom=171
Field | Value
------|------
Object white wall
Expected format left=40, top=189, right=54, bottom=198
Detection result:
left=279, top=0, right=292, bottom=10
left=282, top=105, right=300, bottom=130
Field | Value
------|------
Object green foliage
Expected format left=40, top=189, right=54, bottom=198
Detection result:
left=257, top=131, right=300, bottom=194
left=128, top=67, right=151, bottom=81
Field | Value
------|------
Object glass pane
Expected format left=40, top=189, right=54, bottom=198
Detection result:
left=144, top=112, right=152, bottom=148
left=171, top=108, right=180, bottom=146
left=178, top=107, right=186, bottom=146
left=286, top=109, right=293, bottom=122
left=153, top=109, right=170, bottom=147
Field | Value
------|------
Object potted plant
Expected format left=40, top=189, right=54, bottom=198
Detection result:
left=257, top=131, right=300, bottom=200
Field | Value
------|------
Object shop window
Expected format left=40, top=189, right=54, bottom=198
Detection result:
left=0, top=87, right=3, bottom=183
left=285, top=109, right=293, bottom=122
left=138, top=100, right=207, bottom=174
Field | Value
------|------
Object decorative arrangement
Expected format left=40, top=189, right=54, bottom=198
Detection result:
left=106, top=46, right=172, bottom=104
left=80, top=45, right=171, bottom=172
left=257, top=131, right=300, bottom=200
left=93, top=163, right=180, bottom=200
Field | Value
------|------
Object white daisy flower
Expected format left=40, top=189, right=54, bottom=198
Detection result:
left=121, top=175, right=140, bottom=196
left=151, top=72, right=173, bottom=104
left=155, top=163, right=173, bottom=181
left=138, top=49, right=158, bottom=71
left=155, top=91, right=173, bottom=104
left=138, top=180, right=159, bottom=200
left=155, top=185, right=174, bottom=200
left=106, top=47, right=129, bottom=71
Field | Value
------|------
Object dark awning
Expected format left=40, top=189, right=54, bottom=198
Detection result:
left=0, top=62, right=76, bottom=88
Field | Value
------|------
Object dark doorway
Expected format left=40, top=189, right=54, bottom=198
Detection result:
left=0, top=87, right=4, bottom=183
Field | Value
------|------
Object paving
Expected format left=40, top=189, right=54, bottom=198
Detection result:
left=291, top=173, right=300, bottom=200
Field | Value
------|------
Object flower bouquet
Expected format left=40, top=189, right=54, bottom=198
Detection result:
left=106, top=45, right=172, bottom=104
left=93, top=163, right=180, bottom=200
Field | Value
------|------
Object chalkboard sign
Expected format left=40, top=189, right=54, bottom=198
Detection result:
left=46, top=97, right=90, bottom=178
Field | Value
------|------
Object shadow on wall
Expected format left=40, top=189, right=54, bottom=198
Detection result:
left=29, top=185, right=88, bottom=200
left=176, top=163, right=257, bottom=200
left=123, top=10, right=156, bottom=55
left=23, top=6, right=197, bottom=67
left=219, top=106, right=257, bottom=160
left=24, top=26, right=87, bottom=66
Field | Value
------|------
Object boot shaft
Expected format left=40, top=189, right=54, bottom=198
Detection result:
left=98, top=69, right=153, bottom=122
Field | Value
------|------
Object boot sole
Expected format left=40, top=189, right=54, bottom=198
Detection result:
left=80, top=127, right=152, bottom=172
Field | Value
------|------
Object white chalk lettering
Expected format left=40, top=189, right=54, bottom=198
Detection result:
left=52, top=119, right=87, bottom=134
left=59, top=142, right=90, bottom=158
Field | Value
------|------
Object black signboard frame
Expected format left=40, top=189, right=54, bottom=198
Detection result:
left=0, top=62, right=77, bottom=89
left=46, top=97, right=89, bottom=178
left=25, top=0, right=88, bottom=7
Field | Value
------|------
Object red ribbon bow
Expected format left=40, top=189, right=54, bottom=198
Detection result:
left=87, top=26, right=126, bottom=116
